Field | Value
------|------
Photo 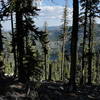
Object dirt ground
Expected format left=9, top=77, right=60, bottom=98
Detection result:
left=0, top=80, right=100, bottom=100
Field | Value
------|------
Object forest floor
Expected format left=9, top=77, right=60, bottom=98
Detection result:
left=38, top=81, right=100, bottom=100
left=0, top=79, right=100, bottom=100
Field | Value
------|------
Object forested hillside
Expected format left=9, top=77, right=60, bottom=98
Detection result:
left=0, top=0, right=100, bottom=100
left=47, top=24, right=100, bottom=41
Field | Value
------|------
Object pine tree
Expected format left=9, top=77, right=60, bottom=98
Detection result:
left=80, top=0, right=100, bottom=85
left=60, top=4, right=68, bottom=80
left=3, top=0, right=46, bottom=82
left=10, top=10, right=17, bottom=77
left=80, top=0, right=88, bottom=85
left=40, top=22, right=49, bottom=80
left=87, top=0, right=99, bottom=85
left=95, top=50, right=99, bottom=84
left=69, top=0, right=79, bottom=87
left=15, top=0, right=25, bottom=82
left=0, top=0, right=5, bottom=79
left=48, top=64, right=52, bottom=81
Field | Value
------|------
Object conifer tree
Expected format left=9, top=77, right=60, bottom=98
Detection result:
left=0, top=0, right=5, bottom=79
left=80, top=0, right=99, bottom=85
left=60, top=3, right=68, bottom=80
left=69, top=0, right=79, bottom=87
left=40, top=21, right=49, bottom=80
left=80, top=0, right=88, bottom=85
left=3, top=0, right=46, bottom=82
left=87, top=0, right=99, bottom=84
left=10, top=10, right=17, bottom=77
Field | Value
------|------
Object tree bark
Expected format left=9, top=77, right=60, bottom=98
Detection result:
left=11, top=12, right=17, bottom=77
left=69, top=0, right=79, bottom=86
left=48, top=64, right=52, bottom=81
left=80, top=0, right=88, bottom=85
left=16, top=0, right=26, bottom=82
left=44, top=53, right=47, bottom=80
left=88, top=2, right=92, bottom=84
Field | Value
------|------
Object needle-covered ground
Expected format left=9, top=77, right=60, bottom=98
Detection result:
left=0, top=79, right=100, bottom=100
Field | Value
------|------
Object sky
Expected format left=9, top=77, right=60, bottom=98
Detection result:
left=1, top=0, right=100, bottom=31
left=2, top=0, right=73, bottom=30
left=35, top=0, right=73, bottom=27
left=35, top=0, right=100, bottom=27
left=40, top=0, right=73, bottom=7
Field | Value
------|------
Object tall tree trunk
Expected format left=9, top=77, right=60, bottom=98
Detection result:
left=44, top=53, right=47, bottom=80
left=61, top=44, right=65, bottom=80
left=80, top=0, right=88, bottom=85
left=48, top=64, right=52, bottom=81
left=0, top=22, right=3, bottom=54
left=61, top=5, right=67, bottom=80
left=96, top=52, right=99, bottom=84
left=25, top=32, right=28, bottom=54
left=69, top=0, right=79, bottom=86
left=44, top=22, right=48, bottom=80
left=88, top=2, right=92, bottom=84
left=11, top=12, right=17, bottom=77
left=16, top=0, right=26, bottom=82
left=0, top=20, right=4, bottom=79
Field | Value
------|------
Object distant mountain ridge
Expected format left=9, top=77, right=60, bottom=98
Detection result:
left=46, top=24, right=100, bottom=41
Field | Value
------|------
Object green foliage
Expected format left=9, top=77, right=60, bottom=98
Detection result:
left=23, top=45, right=43, bottom=81
left=4, top=62, right=13, bottom=75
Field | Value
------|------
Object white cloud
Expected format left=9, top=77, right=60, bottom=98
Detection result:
left=36, top=5, right=100, bottom=27
left=35, top=6, right=73, bottom=26
left=95, top=18, right=100, bottom=24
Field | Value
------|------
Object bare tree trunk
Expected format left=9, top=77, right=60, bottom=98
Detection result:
left=48, top=64, right=52, bottom=81
left=96, top=52, right=99, bottom=84
left=11, top=12, right=17, bottom=77
left=61, top=41, right=65, bottom=80
left=61, top=5, right=67, bottom=80
left=88, top=3, right=92, bottom=84
left=0, top=20, right=4, bottom=79
left=0, top=22, right=3, bottom=54
left=16, top=1, right=26, bottom=82
left=80, top=0, right=88, bottom=85
left=69, top=0, right=79, bottom=86
left=44, top=53, right=47, bottom=80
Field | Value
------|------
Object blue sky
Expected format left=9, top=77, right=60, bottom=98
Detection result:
left=1, top=0, right=100, bottom=31
left=41, top=0, right=73, bottom=7
left=35, top=0, right=73, bottom=27
left=35, top=0, right=100, bottom=27
left=2, top=0, right=73, bottom=30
